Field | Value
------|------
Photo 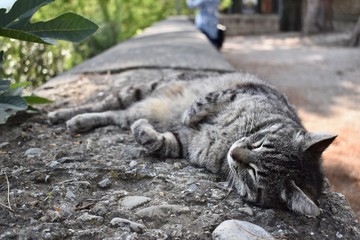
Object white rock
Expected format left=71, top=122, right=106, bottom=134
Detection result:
left=129, top=160, right=138, bottom=168
left=24, top=148, right=44, bottom=157
left=136, top=204, right=190, bottom=219
left=120, top=196, right=151, bottom=210
left=212, top=220, right=274, bottom=240
left=110, top=217, right=145, bottom=233
left=76, top=213, right=103, bottom=224
left=97, top=178, right=112, bottom=189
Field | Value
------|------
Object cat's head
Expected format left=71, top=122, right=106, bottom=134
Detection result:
left=226, top=129, right=336, bottom=217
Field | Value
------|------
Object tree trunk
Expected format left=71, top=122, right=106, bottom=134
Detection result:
left=349, top=17, right=360, bottom=47
left=303, top=0, right=333, bottom=35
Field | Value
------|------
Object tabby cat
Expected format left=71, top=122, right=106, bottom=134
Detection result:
left=49, top=73, right=336, bottom=217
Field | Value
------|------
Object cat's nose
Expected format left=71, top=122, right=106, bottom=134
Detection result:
left=230, top=148, right=244, bottom=163
left=230, top=147, right=252, bottom=164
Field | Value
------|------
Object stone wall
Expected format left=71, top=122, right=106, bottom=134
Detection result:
left=220, top=14, right=280, bottom=35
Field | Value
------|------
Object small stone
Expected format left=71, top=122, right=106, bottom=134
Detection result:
left=65, top=190, right=76, bottom=200
left=136, top=204, right=190, bottom=219
left=120, top=196, right=151, bottom=210
left=173, top=162, right=182, bottom=169
left=76, top=213, right=103, bottom=224
left=0, top=142, right=9, bottom=149
left=49, top=161, right=60, bottom=168
left=129, top=160, right=138, bottom=168
left=238, top=207, right=254, bottom=216
left=110, top=217, right=145, bottom=233
left=336, top=232, right=343, bottom=239
left=90, top=203, right=107, bottom=216
left=11, top=166, right=26, bottom=177
left=187, top=184, right=198, bottom=193
left=212, top=220, right=274, bottom=240
left=59, top=202, right=74, bottom=218
left=24, top=148, right=44, bottom=157
left=211, top=188, right=226, bottom=200
left=41, top=210, right=62, bottom=222
left=98, top=178, right=112, bottom=189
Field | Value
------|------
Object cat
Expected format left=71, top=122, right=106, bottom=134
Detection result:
left=48, top=72, right=336, bottom=217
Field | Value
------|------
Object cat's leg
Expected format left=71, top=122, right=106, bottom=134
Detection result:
left=66, top=110, right=123, bottom=133
left=182, top=89, right=237, bottom=128
left=48, top=80, right=161, bottom=124
left=48, top=93, right=120, bottom=124
left=131, top=119, right=181, bottom=158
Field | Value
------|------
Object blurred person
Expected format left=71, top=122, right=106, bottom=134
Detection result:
left=187, top=0, right=225, bottom=49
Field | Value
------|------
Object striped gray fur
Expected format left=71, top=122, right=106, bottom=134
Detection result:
left=49, top=72, right=336, bottom=217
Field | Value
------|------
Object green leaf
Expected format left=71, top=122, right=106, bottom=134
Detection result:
left=0, top=95, right=28, bottom=124
left=0, top=26, right=55, bottom=44
left=0, top=0, right=54, bottom=27
left=0, top=80, right=11, bottom=93
left=10, top=81, right=32, bottom=89
left=24, top=95, right=53, bottom=104
left=14, top=13, right=99, bottom=43
left=0, top=50, right=3, bottom=64
left=0, top=0, right=98, bottom=44
left=0, top=95, right=27, bottom=110
left=0, top=108, right=12, bottom=124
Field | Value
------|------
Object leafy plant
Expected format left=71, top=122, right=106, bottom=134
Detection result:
left=0, top=0, right=98, bottom=124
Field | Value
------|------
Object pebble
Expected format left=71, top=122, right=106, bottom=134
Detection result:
left=212, top=220, right=274, bottom=240
left=0, top=142, right=9, bottom=148
left=238, top=207, right=254, bottom=216
left=336, top=232, right=343, bottom=239
left=97, top=178, right=112, bottom=189
left=24, top=148, right=44, bottom=157
left=40, top=210, right=62, bottom=222
left=76, top=213, right=104, bottom=224
left=11, top=166, right=26, bottom=177
left=59, top=202, right=74, bottom=218
left=110, top=217, right=145, bottom=233
left=120, top=196, right=151, bottom=210
left=90, top=203, right=107, bottom=216
left=136, top=204, right=190, bottom=219
left=211, top=188, right=226, bottom=200
left=129, top=160, right=138, bottom=168
left=48, top=161, right=60, bottom=168
left=65, top=190, right=76, bottom=200
left=186, top=184, right=198, bottom=193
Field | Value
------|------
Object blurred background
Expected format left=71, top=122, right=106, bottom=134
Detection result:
left=0, top=0, right=358, bottom=88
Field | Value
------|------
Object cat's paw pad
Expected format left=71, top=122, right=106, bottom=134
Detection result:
left=131, top=119, right=163, bottom=150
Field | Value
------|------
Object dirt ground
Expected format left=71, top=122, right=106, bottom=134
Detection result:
left=222, top=32, right=360, bottom=220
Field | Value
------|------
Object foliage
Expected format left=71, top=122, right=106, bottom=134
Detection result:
left=0, top=0, right=231, bottom=90
left=0, top=0, right=98, bottom=44
left=1, top=0, right=194, bottom=88
left=0, top=0, right=98, bottom=124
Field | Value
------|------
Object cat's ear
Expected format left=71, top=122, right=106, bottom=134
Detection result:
left=281, top=180, right=320, bottom=217
left=304, top=133, right=337, bottom=155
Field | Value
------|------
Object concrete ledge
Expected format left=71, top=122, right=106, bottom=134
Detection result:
left=61, top=16, right=234, bottom=76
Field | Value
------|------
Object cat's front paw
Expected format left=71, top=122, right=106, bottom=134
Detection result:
left=48, top=109, right=71, bottom=124
left=182, top=109, right=200, bottom=129
left=66, top=114, right=96, bottom=133
left=131, top=119, right=163, bottom=150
